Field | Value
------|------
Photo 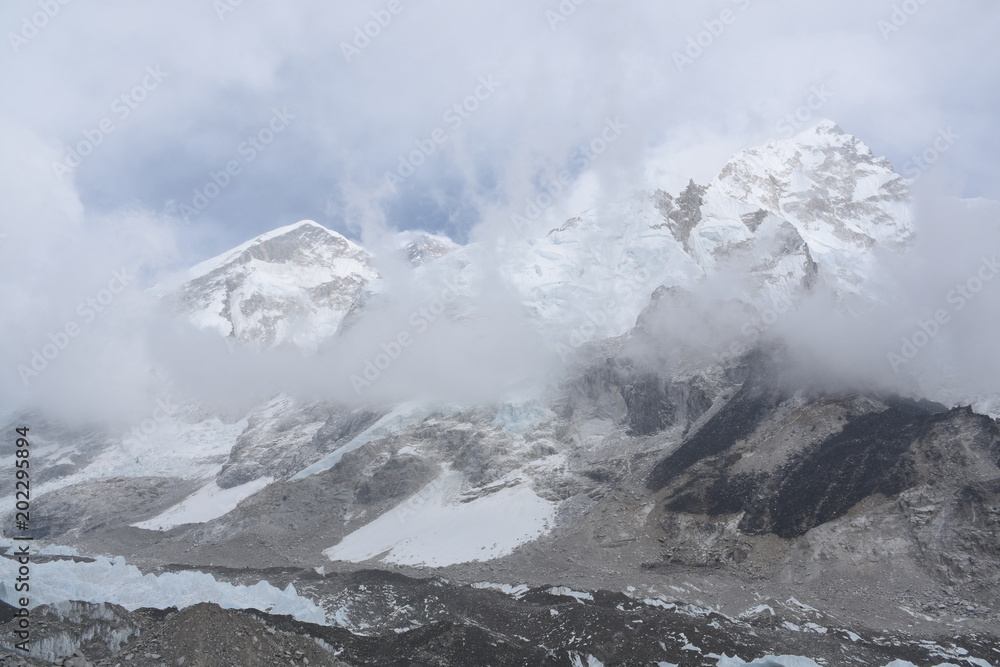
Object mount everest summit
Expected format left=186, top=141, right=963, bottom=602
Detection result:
left=3, top=121, right=999, bottom=666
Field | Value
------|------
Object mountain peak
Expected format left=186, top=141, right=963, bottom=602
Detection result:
left=809, top=118, right=842, bottom=134
left=186, top=220, right=358, bottom=279
left=703, top=119, right=912, bottom=301
left=395, top=231, right=461, bottom=266
left=174, top=220, right=377, bottom=348
left=786, top=119, right=876, bottom=157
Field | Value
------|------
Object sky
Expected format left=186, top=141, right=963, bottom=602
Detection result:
left=1, top=0, right=998, bottom=258
left=2, top=0, right=999, bottom=421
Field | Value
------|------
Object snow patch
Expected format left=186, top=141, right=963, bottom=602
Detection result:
left=569, top=653, right=604, bottom=667
left=324, top=471, right=557, bottom=567
left=547, top=586, right=594, bottom=604
left=471, top=582, right=530, bottom=599
left=739, top=604, right=776, bottom=618
left=132, top=476, right=273, bottom=530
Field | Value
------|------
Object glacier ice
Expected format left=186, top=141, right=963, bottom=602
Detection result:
left=0, top=552, right=327, bottom=625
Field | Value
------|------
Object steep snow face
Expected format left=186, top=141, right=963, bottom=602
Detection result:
left=498, top=193, right=707, bottom=344
left=494, top=121, right=914, bottom=345
left=173, top=220, right=379, bottom=349
left=701, top=120, right=914, bottom=295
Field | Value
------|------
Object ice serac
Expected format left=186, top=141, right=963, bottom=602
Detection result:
left=174, top=220, right=379, bottom=349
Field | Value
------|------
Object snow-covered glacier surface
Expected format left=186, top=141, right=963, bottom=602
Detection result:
left=0, top=546, right=327, bottom=625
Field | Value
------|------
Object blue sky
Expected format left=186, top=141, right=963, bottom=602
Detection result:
left=2, top=0, right=999, bottom=266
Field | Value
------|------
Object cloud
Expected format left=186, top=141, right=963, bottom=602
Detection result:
left=3, top=1, right=998, bottom=248
left=3, top=1, right=1000, bottom=422
left=621, top=175, right=1000, bottom=412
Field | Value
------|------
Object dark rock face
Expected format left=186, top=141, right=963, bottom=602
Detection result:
left=0, top=601, right=16, bottom=626
left=647, top=381, right=781, bottom=491
left=619, top=373, right=678, bottom=436
left=653, top=397, right=976, bottom=539
left=217, top=406, right=385, bottom=489
left=315, top=409, right=385, bottom=447
left=618, top=372, right=714, bottom=437
left=24, top=476, right=200, bottom=540
left=355, top=455, right=437, bottom=505
left=750, top=405, right=926, bottom=537
left=647, top=353, right=786, bottom=491
left=0, top=416, right=106, bottom=499
left=560, top=358, right=715, bottom=438
left=741, top=208, right=769, bottom=232
left=652, top=180, right=707, bottom=251
left=643, top=347, right=1000, bottom=585
left=667, top=403, right=939, bottom=538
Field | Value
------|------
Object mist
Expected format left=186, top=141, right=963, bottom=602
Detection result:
left=3, top=1, right=1000, bottom=425
left=621, top=176, right=1000, bottom=413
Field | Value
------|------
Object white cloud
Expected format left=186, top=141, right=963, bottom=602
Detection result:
left=2, top=0, right=1000, bottom=420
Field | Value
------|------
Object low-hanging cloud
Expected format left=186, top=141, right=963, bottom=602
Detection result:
left=3, top=1, right=1000, bottom=425
left=621, top=175, right=1000, bottom=413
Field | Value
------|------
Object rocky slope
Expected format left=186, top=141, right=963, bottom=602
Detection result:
left=6, top=341, right=999, bottom=664
left=2, top=572, right=997, bottom=666
left=2, top=120, right=999, bottom=666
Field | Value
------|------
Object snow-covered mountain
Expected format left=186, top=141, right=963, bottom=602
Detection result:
left=169, top=220, right=379, bottom=349
left=8, top=119, right=941, bottom=545
left=495, top=120, right=913, bottom=344
left=4, top=120, right=1000, bottom=666
left=162, top=121, right=916, bottom=355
